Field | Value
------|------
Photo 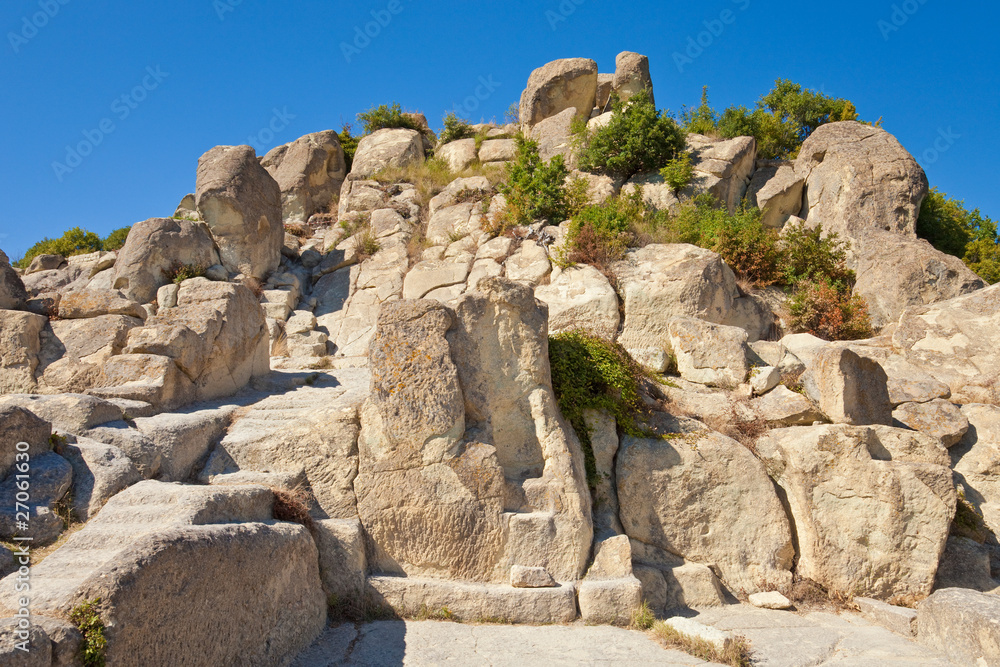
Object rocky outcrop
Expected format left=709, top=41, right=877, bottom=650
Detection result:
left=611, top=51, right=653, bottom=106
left=666, top=317, right=750, bottom=389
left=122, top=278, right=269, bottom=403
left=356, top=278, right=592, bottom=584
left=519, top=58, right=598, bottom=128
left=534, top=265, right=620, bottom=339
left=0, top=250, right=26, bottom=310
left=196, top=144, right=283, bottom=280
left=0, top=310, right=46, bottom=394
left=757, top=425, right=955, bottom=599
left=796, top=121, right=927, bottom=240
left=686, top=135, right=757, bottom=214
left=747, top=161, right=803, bottom=229
left=349, top=128, right=424, bottom=179
left=917, top=588, right=1000, bottom=666
left=262, top=130, right=347, bottom=223
left=618, top=431, right=794, bottom=596
left=112, top=217, right=220, bottom=304
left=803, top=346, right=892, bottom=425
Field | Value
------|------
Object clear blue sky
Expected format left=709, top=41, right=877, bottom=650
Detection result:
left=1, top=0, right=997, bottom=260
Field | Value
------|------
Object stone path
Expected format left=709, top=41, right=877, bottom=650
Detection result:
left=292, top=605, right=960, bottom=666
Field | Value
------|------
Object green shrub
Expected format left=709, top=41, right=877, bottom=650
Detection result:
left=564, top=190, right=648, bottom=268
left=440, top=112, right=475, bottom=144
left=16, top=227, right=103, bottom=268
left=338, top=123, right=360, bottom=172
left=170, top=263, right=205, bottom=284
left=357, top=102, right=419, bottom=135
left=788, top=279, right=873, bottom=341
left=659, top=152, right=694, bottom=191
left=102, top=226, right=131, bottom=251
left=681, top=86, right=719, bottom=136
left=70, top=599, right=107, bottom=667
left=918, top=187, right=1000, bottom=284
left=781, top=222, right=854, bottom=286
left=494, top=135, right=569, bottom=231
left=577, top=90, right=686, bottom=181
left=549, top=331, right=647, bottom=488
left=717, top=80, right=859, bottom=159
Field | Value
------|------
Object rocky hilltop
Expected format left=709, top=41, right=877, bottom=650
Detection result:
left=1, top=53, right=998, bottom=666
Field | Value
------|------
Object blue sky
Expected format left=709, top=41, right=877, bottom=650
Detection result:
left=1, top=0, right=997, bottom=259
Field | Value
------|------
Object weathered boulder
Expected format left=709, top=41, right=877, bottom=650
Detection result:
left=437, top=138, right=478, bottom=172
left=261, top=130, right=346, bottom=223
left=0, top=394, right=121, bottom=434
left=0, top=405, right=51, bottom=480
left=519, top=58, right=598, bottom=128
left=917, top=588, right=1000, bottom=667
left=753, top=385, right=825, bottom=426
left=892, top=398, right=969, bottom=447
left=0, top=310, right=46, bottom=394
left=534, top=264, right=620, bottom=340
left=56, top=289, right=146, bottom=320
left=596, top=73, right=614, bottom=109
left=112, top=217, right=220, bottom=304
left=58, top=436, right=141, bottom=521
left=123, top=279, right=269, bottom=403
left=952, top=404, right=1000, bottom=541
left=35, top=315, right=141, bottom=395
left=174, top=192, right=199, bottom=220
left=479, top=138, right=517, bottom=163
left=854, top=234, right=985, bottom=329
left=803, top=346, right=892, bottom=425
left=796, top=121, right=927, bottom=241
left=686, top=135, right=757, bottom=213
left=578, top=536, right=643, bottom=625
left=892, top=284, right=1000, bottom=403
left=403, top=254, right=473, bottom=300
left=314, top=518, right=367, bottom=603
left=666, top=317, right=750, bottom=389
left=357, top=278, right=592, bottom=584
left=0, top=250, right=26, bottom=310
left=89, top=354, right=195, bottom=411
left=618, top=431, right=794, bottom=595
left=196, top=144, right=283, bottom=280
left=747, top=162, right=804, bottom=229
left=0, top=482, right=326, bottom=666
left=0, top=451, right=72, bottom=543
left=504, top=240, right=551, bottom=286
left=26, top=254, right=66, bottom=274
left=611, top=51, right=653, bottom=106
left=529, top=107, right=578, bottom=164
left=612, top=244, right=770, bottom=363
left=757, top=424, right=955, bottom=599
left=349, top=128, right=425, bottom=179
left=935, top=536, right=999, bottom=592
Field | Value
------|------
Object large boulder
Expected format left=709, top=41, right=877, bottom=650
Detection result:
left=0, top=394, right=122, bottom=434
left=795, top=121, right=927, bottom=241
left=891, top=283, right=1000, bottom=404
left=666, top=317, right=750, bottom=389
left=611, top=51, right=653, bottom=106
left=261, top=130, right=347, bottom=223
left=0, top=250, right=26, bottom=310
left=746, top=161, right=804, bottom=229
left=529, top=108, right=578, bottom=164
left=802, top=346, right=892, bottom=425
left=36, top=315, right=142, bottom=394
left=123, top=278, right=269, bottom=403
left=916, top=588, right=1000, bottom=667
left=757, top=425, right=955, bottom=599
left=112, top=217, right=220, bottom=304
left=0, top=482, right=326, bottom=666
left=0, top=405, right=51, bottom=480
left=853, top=234, right=985, bottom=329
left=356, top=278, right=592, bottom=584
left=519, top=58, right=598, bottom=128
left=534, top=265, right=620, bottom=339
left=618, top=431, right=794, bottom=595
left=686, top=135, right=757, bottom=214
left=349, top=128, right=424, bottom=179
left=952, top=404, right=1000, bottom=543
left=56, top=289, right=146, bottom=320
left=196, top=144, right=283, bottom=280
left=0, top=310, right=46, bottom=394
left=612, top=244, right=771, bottom=364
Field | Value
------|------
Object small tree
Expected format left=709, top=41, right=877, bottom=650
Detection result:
left=439, top=112, right=475, bottom=144
left=357, top=102, right=419, bottom=135
left=495, top=135, right=570, bottom=230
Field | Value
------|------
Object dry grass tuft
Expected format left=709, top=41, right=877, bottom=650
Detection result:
left=270, top=487, right=314, bottom=531
left=652, top=621, right=754, bottom=667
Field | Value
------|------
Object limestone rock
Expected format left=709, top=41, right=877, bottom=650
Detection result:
left=749, top=591, right=792, bottom=610
left=511, top=565, right=557, bottom=589
left=56, top=289, right=146, bottom=320
left=747, top=162, right=803, bottom=229
left=796, top=121, right=927, bottom=241
left=666, top=317, right=750, bottom=389
left=753, top=385, right=824, bottom=425
left=854, top=233, right=985, bottom=329
left=479, top=139, right=516, bottom=163
left=803, top=346, right=892, bottom=425
left=519, top=57, right=597, bottom=128
left=534, top=265, right=619, bottom=339
left=917, top=588, right=1000, bottom=667
left=952, top=404, right=1000, bottom=542
left=0, top=451, right=72, bottom=543
left=686, top=134, right=757, bottom=213
left=618, top=431, right=794, bottom=595
left=0, top=405, right=51, bottom=480
left=403, top=254, right=473, bottom=300
left=261, top=130, right=346, bottom=223
left=0, top=481, right=325, bottom=666
left=88, top=354, right=195, bottom=411
left=504, top=240, right=551, bottom=286
left=174, top=193, right=199, bottom=220
left=855, top=597, right=917, bottom=637
left=26, top=254, right=66, bottom=274
left=757, top=424, right=955, bottom=599
left=529, top=108, right=578, bottom=164
left=0, top=310, right=46, bottom=394
left=892, top=399, right=969, bottom=447
left=891, top=283, right=1000, bottom=403
left=596, top=73, right=614, bottom=109
left=196, top=144, right=283, bottom=280
left=315, top=518, right=367, bottom=603
left=437, top=138, right=477, bottom=172
left=350, top=128, right=424, bottom=179
left=123, top=279, right=269, bottom=403
left=0, top=394, right=122, bottom=434
left=59, top=436, right=141, bottom=521
left=935, top=536, right=999, bottom=592
left=0, top=250, right=27, bottom=310
left=112, top=217, right=220, bottom=304
left=612, top=51, right=653, bottom=105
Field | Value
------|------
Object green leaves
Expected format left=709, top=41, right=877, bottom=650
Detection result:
left=356, top=102, right=419, bottom=135
left=577, top=90, right=686, bottom=181
left=918, top=187, right=1000, bottom=283
left=439, top=112, right=475, bottom=144
left=496, top=135, right=570, bottom=229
